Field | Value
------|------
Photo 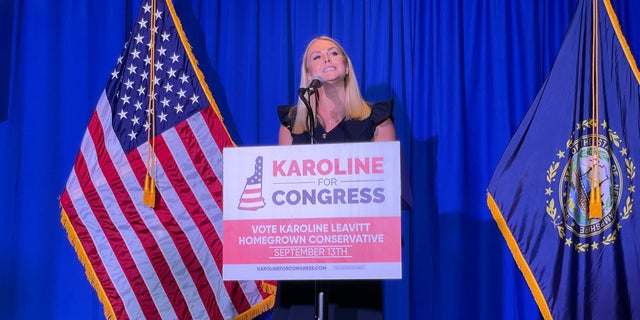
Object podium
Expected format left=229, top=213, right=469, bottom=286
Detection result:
left=222, top=142, right=402, bottom=318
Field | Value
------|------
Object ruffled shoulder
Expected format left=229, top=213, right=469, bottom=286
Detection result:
left=277, top=105, right=296, bottom=129
left=369, top=99, right=393, bottom=124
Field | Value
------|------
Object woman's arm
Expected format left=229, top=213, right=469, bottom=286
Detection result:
left=279, top=125, right=293, bottom=145
left=373, top=118, right=396, bottom=142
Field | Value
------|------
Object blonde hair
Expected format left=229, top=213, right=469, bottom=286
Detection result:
left=290, top=36, right=371, bottom=134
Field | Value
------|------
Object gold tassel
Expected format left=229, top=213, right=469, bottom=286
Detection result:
left=143, top=173, right=150, bottom=205
left=588, top=0, right=601, bottom=221
left=589, top=185, right=602, bottom=219
left=143, top=0, right=157, bottom=209
left=143, top=173, right=156, bottom=208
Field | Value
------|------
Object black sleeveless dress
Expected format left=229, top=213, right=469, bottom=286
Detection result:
left=275, top=99, right=393, bottom=312
left=278, top=99, right=393, bottom=145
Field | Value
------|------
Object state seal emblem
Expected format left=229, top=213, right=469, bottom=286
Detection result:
left=545, top=119, right=635, bottom=252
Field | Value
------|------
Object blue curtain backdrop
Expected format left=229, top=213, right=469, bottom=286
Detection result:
left=1, top=0, right=639, bottom=319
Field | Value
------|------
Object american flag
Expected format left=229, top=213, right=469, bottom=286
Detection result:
left=238, top=156, right=266, bottom=211
left=59, top=0, right=275, bottom=319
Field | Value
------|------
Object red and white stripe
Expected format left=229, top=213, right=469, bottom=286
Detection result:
left=238, top=184, right=266, bottom=211
left=61, top=91, right=266, bottom=319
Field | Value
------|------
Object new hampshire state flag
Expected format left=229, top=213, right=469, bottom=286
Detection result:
left=487, top=0, right=640, bottom=319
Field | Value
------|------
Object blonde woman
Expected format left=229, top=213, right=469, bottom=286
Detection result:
left=276, top=35, right=395, bottom=315
left=278, top=36, right=396, bottom=145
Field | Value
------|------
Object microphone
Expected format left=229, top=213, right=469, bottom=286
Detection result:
left=298, top=76, right=324, bottom=95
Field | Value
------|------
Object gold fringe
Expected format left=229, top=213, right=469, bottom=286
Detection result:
left=487, top=192, right=553, bottom=320
left=232, top=281, right=277, bottom=319
left=233, top=293, right=276, bottom=320
left=603, top=0, right=640, bottom=85
left=165, top=0, right=236, bottom=148
left=261, top=281, right=277, bottom=295
left=60, top=209, right=116, bottom=319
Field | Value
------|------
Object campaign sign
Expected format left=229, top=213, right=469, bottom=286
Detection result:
left=222, top=141, right=401, bottom=280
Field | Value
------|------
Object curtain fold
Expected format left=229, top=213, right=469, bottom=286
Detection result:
left=2, top=0, right=639, bottom=319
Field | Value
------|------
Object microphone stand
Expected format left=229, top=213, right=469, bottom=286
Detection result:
left=298, top=87, right=326, bottom=320
left=298, top=88, right=317, bottom=144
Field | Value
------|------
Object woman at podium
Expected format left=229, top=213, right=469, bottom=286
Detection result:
left=276, top=35, right=396, bottom=317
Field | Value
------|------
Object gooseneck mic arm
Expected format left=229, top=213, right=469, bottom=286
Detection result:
left=297, top=90, right=315, bottom=144
left=297, top=76, right=324, bottom=144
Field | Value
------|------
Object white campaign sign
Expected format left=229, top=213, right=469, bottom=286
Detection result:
left=222, top=141, right=401, bottom=280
